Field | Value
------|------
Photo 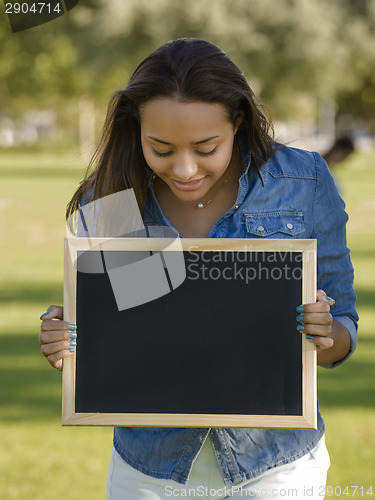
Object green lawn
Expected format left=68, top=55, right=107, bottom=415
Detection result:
left=0, top=149, right=374, bottom=499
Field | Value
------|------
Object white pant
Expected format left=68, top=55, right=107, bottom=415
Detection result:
left=107, top=435, right=330, bottom=499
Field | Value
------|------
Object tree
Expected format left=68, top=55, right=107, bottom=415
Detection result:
left=1, top=0, right=374, bottom=121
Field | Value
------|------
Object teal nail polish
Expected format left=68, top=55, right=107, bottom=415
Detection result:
left=69, top=332, right=77, bottom=339
left=296, top=306, right=304, bottom=313
left=69, top=324, right=77, bottom=331
left=69, top=348, right=75, bottom=353
left=69, top=340, right=77, bottom=346
left=324, top=296, right=335, bottom=304
left=40, top=311, right=49, bottom=319
left=296, top=314, right=304, bottom=322
left=296, top=325, right=304, bottom=332
left=306, top=334, right=315, bottom=340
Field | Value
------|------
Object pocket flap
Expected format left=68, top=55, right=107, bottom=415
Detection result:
left=243, top=211, right=304, bottom=237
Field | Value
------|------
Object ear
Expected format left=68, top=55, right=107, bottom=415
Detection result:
left=233, top=115, right=244, bottom=135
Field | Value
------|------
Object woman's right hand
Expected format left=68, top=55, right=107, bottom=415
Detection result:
left=39, top=305, right=77, bottom=371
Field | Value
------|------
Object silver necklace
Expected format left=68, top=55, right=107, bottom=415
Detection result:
left=195, top=153, right=237, bottom=209
left=196, top=177, right=230, bottom=209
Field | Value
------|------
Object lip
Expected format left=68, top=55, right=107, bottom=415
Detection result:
left=171, top=177, right=206, bottom=191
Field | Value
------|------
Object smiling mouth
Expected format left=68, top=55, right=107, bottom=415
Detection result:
left=171, top=177, right=206, bottom=191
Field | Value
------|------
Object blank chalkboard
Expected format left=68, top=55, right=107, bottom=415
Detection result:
left=62, top=238, right=317, bottom=429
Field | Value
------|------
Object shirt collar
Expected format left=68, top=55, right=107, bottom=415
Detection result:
left=236, top=131, right=268, bottom=187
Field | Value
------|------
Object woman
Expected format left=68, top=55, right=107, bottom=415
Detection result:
left=39, top=38, right=358, bottom=499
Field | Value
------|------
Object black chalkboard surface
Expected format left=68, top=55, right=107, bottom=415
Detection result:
left=63, top=238, right=317, bottom=428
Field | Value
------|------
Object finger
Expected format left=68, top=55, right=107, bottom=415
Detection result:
left=297, top=291, right=335, bottom=314
left=296, top=312, right=333, bottom=326
left=297, top=301, right=331, bottom=314
left=297, top=323, right=333, bottom=337
left=316, top=289, right=335, bottom=305
left=305, top=335, right=334, bottom=350
left=40, top=319, right=73, bottom=332
left=40, top=340, right=74, bottom=356
left=46, top=350, right=74, bottom=371
left=39, top=328, right=71, bottom=346
left=40, top=305, right=63, bottom=321
left=316, top=289, right=327, bottom=302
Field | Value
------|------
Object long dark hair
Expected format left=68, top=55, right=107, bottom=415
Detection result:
left=66, top=38, right=275, bottom=220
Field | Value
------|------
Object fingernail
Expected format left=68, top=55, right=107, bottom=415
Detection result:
left=296, top=325, right=304, bottom=332
left=69, top=340, right=77, bottom=346
left=69, top=347, right=75, bottom=353
left=296, top=314, right=304, bottom=322
left=324, top=296, right=335, bottom=304
left=40, top=312, right=49, bottom=320
left=306, top=334, right=315, bottom=340
left=69, top=324, right=77, bottom=331
left=296, top=306, right=304, bottom=313
left=69, top=332, right=77, bottom=340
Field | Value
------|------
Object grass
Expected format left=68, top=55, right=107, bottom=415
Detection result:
left=0, top=151, right=112, bottom=499
left=0, top=148, right=374, bottom=498
left=317, top=152, right=375, bottom=493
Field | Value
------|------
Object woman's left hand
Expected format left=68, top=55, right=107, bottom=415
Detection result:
left=296, top=289, right=335, bottom=350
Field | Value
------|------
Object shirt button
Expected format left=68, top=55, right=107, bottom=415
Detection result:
left=234, top=204, right=239, bottom=210
left=287, top=223, right=294, bottom=229
left=257, top=226, right=265, bottom=232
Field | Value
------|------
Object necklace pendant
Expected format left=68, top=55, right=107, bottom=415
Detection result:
left=197, top=202, right=205, bottom=209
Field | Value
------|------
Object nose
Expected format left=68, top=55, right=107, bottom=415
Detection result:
left=172, top=152, right=198, bottom=181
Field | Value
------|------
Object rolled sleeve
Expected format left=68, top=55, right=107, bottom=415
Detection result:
left=311, top=152, right=359, bottom=368
left=325, top=315, right=358, bottom=368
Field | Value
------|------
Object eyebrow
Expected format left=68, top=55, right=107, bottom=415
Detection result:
left=147, top=136, right=219, bottom=145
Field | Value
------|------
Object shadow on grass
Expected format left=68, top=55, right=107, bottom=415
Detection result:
left=355, top=287, right=375, bottom=309
left=318, top=356, right=375, bottom=409
left=0, top=281, right=373, bottom=422
left=357, top=336, right=375, bottom=346
left=1, top=330, right=374, bottom=425
left=318, top=286, right=375, bottom=408
left=0, top=334, right=62, bottom=423
left=0, top=283, right=63, bottom=305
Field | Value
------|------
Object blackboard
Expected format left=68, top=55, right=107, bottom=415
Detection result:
left=62, top=238, right=317, bottom=428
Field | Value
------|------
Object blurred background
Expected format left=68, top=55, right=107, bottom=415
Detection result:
left=0, top=1, right=374, bottom=498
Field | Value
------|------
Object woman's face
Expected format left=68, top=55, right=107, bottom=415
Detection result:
left=140, top=97, right=241, bottom=204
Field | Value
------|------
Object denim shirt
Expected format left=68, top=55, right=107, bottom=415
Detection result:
left=113, top=141, right=358, bottom=485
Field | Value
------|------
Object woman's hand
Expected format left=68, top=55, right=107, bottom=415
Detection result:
left=39, top=305, right=77, bottom=371
left=296, top=289, right=335, bottom=350
left=297, top=289, right=351, bottom=366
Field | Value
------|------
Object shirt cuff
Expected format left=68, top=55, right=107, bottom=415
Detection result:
left=322, top=315, right=358, bottom=369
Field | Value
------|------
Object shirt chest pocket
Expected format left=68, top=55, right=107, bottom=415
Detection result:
left=243, top=211, right=305, bottom=238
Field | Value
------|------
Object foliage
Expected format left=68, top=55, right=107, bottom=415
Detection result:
left=1, top=0, right=375, bottom=118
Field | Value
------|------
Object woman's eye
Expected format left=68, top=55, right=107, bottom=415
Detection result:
left=197, top=147, right=217, bottom=157
left=152, top=149, right=172, bottom=157
left=152, top=146, right=217, bottom=157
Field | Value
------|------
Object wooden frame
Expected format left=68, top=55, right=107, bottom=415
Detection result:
left=63, top=237, right=317, bottom=429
